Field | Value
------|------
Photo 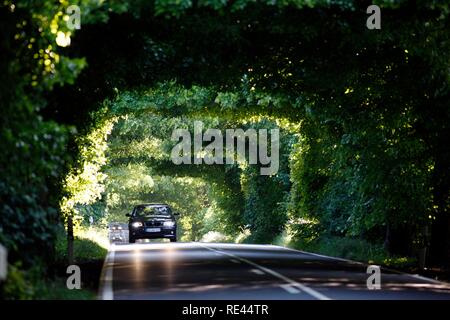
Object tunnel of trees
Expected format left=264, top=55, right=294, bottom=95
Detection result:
left=1, top=0, right=449, bottom=294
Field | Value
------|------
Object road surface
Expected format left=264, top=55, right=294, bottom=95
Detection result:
left=98, top=242, right=450, bottom=300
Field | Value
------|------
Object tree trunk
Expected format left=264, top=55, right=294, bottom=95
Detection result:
left=67, top=215, right=74, bottom=265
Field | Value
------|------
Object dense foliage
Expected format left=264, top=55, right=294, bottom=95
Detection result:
left=1, top=1, right=450, bottom=296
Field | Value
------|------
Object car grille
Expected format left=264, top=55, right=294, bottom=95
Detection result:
left=145, top=221, right=163, bottom=227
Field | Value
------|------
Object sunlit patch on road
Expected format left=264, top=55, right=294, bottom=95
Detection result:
left=98, top=242, right=450, bottom=300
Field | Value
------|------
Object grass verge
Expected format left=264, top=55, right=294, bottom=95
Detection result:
left=273, top=232, right=417, bottom=270
left=1, top=227, right=108, bottom=300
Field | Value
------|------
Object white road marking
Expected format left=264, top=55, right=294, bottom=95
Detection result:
left=250, top=268, right=265, bottom=275
left=199, top=243, right=331, bottom=300
left=280, top=284, right=301, bottom=294
left=274, top=245, right=361, bottom=264
left=99, top=244, right=115, bottom=300
left=275, top=245, right=448, bottom=285
left=410, top=274, right=444, bottom=285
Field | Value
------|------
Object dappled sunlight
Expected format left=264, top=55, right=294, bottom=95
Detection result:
left=108, top=243, right=450, bottom=299
left=3, top=0, right=450, bottom=302
left=114, top=242, right=194, bottom=252
left=76, top=227, right=110, bottom=250
left=132, top=247, right=145, bottom=289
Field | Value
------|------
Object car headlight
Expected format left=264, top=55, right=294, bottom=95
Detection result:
left=163, top=221, right=175, bottom=228
left=132, top=222, right=143, bottom=228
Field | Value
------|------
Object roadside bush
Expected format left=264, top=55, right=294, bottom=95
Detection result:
left=289, top=236, right=386, bottom=264
left=1, top=263, right=35, bottom=300
left=200, top=231, right=232, bottom=243
left=287, top=234, right=416, bottom=270
left=55, top=228, right=107, bottom=264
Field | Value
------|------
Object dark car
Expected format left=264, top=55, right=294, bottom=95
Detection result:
left=126, top=203, right=179, bottom=243
left=108, top=223, right=127, bottom=243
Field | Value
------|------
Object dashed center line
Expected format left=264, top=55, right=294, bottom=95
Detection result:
left=199, top=243, right=331, bottom=300
left=250, top=268, right=265, bottom=275
left=280, top=284, right=301, bottom=294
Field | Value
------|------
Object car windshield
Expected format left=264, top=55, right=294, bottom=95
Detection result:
left=134, top=205, right=172, bottom=218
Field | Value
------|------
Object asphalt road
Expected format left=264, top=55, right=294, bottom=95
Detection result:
left=98, top=242, right=450, bottom=300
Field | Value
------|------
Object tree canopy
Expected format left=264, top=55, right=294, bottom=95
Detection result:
left=1, top=0, right=449, bottom=277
